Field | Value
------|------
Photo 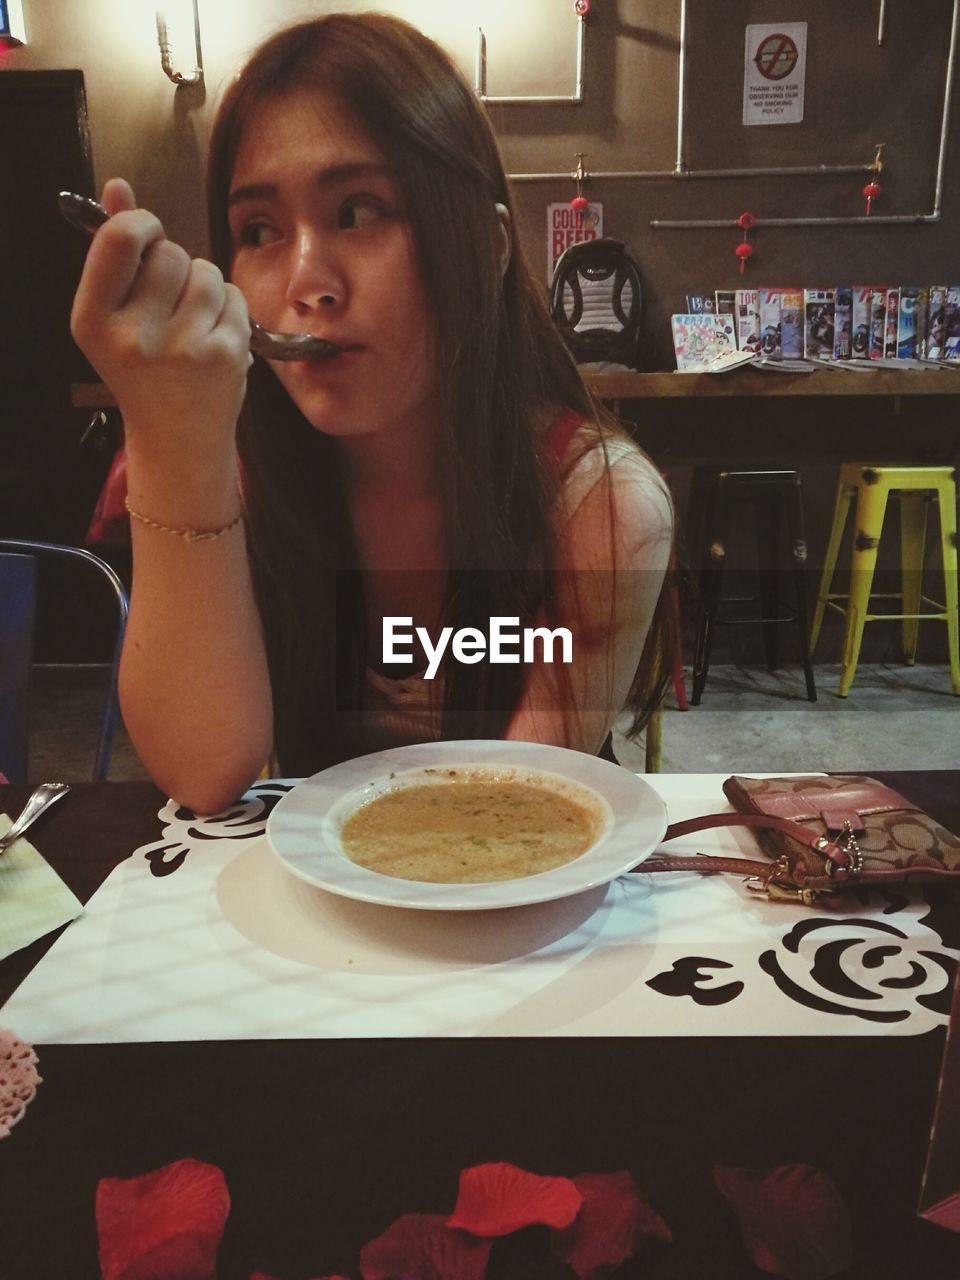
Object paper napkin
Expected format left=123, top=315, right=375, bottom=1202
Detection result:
left=0, top=812, right=83, bottom=961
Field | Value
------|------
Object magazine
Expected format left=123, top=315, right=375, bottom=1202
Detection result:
left=851, top=287, right=872, bottom=358
left=944, top=286, right=960, bottom=359
left=833, top=286, right=852, bottom=359
left=714, top=290, right=737, bottom=332
left=869, top=287, right=887, bottom=360
left=927, top=286, right=947, bottom=359
left=897, top=286, right=920, bottom=358
left=884, top=287, right=900, bottom=357
left=758, top=288, right=782, bottom=359
left=735, top=289, right=761, bottom=354
left=804, top=289, right=835, bottom=359
left=780, top=289, right=803, bottom=359
left=671, top=313, right=753, bottom=372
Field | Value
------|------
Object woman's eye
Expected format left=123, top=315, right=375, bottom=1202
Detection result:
left=337, top=196, right=389, bottom=230
left=236, top=221, right=278, bottom=248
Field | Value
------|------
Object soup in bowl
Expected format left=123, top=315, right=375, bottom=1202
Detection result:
left=266, top=740, right=667, bottom=912
left=339, top=764, right=608, bottom=884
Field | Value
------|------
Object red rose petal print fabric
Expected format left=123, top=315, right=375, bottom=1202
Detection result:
left=96, top=1158, right=230, bottom=1280
left=552, top=1170, right=672, bottom=1277
left=446, top=1161, right=583, bottom=1236
left=713, top=1162, right=853, bottom=1280
left=360, top=1212, right=491, bottom=1280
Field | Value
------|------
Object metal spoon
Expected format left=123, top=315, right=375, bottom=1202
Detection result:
left=58, top=191, right=339, bottom=363
left=0, top=782, right=71, bottom=857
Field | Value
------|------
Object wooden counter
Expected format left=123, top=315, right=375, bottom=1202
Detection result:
left=583, top=367, right=960, bottom=399
left=74, top=368, right=960, bottom=411
left=580, top=368, right=960, bottom=470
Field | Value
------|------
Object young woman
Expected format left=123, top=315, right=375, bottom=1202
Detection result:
left=71, top=13, right=673, bottom=813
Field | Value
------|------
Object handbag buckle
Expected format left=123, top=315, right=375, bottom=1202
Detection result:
left=744, top=875, right=821, bottom=906
left=745, top=856, right=820, bottom=905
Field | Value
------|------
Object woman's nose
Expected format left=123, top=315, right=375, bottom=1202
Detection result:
left=285, top=229, right=344, bottom=312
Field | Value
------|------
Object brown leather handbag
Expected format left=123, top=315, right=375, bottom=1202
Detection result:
left=643, top=774, right=960, bottom=905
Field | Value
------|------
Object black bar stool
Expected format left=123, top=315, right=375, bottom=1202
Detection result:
left=689, top=469, right=817, bottom=705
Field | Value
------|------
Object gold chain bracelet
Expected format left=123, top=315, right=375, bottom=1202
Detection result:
left=124, top=497, right=244, bottom=543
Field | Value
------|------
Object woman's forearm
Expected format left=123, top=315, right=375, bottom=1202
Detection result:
left=68, top=179, right=270, bottom=809
left=118, top=447, right=273, bottom=814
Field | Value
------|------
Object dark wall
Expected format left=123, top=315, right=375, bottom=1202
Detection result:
left=501, top=1, right=960, bottom=669
left=505, top=0, right=960, bottom=361
left=0, top=70, right=120, bottom=663
left=4, top=2, right=957, bottom=671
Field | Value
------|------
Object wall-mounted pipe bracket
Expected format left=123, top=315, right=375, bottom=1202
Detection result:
left=503, top=0, right=957, bottom=235
left=476, top=8, right=586, bottom=105
left=156, top=5, right=203, bottom=88
left=651, top=0, right=958, bottom=230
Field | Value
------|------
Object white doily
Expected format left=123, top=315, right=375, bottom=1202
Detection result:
left=0, top=1028, right=41, bottom=1139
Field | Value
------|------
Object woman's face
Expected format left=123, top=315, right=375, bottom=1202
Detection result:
left=228, top=88, right=440, bottom=444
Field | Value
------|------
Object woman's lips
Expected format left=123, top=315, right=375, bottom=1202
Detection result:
left=299, top=344, right=364, bottom=367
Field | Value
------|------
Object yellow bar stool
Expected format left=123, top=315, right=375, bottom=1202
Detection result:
left=810, top=464, right=960, bottom=697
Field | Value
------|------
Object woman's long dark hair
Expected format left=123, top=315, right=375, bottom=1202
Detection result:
left=206, top=13, right=670, bottom=774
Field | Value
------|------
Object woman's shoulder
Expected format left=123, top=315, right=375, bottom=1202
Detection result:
left=553, top=415, right=673, bottom=540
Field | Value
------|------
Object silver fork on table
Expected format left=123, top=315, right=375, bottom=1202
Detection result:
left=0, top=783, right=71, bottom=856
left=58, top=192, right=340, bottom=363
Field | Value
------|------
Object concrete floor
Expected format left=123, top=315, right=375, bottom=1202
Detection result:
left=24, top=661, right=959, bottom=784
left=613, top=662, right=959, bottom=773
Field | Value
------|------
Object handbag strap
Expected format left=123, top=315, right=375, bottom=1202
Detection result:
left=636, top=812, right=853, bottom=883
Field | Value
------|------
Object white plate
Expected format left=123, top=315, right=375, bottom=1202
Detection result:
left=266, top=740, right=667, bottom=911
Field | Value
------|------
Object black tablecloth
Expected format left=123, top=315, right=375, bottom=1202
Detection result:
left=2, top=774, right=959, bottom=1278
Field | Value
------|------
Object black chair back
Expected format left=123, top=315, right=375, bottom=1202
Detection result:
left=550, top=237, right=644, bottom=368
left=0, top=553, right=37, bottom=782
left=0, top=540, right=129, bottom=782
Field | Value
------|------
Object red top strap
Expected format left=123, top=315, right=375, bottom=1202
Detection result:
left=545, top=409, right=583, bottom=464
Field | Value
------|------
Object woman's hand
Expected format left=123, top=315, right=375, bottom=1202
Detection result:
left=71, top=178, right=251, bottom=466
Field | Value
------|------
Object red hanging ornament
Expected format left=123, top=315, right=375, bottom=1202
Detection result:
left=735, top=212, right=755, bottom=274
left=570, top=151, right=589, bottom=211
left=862, top=143, right=884, bottom=215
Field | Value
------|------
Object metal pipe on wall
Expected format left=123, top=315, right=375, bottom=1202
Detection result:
left=648, top=213, right=937, bottom=229
left=650, top=0, right=959, bottom=230
left=675, top=0, right=688, bottom=175
left=933, top=0, right=959, bottom=214
left=671, top=0, right=868, bottom=181
left=504, top=0, right=957, bottom=213
left=155, top=3, right=203, bottom=88
left=505, top=0, right=879, bottom=186
left=509, top=164, right=870, bottom=183
left=476, top=13, right=586, bottom=105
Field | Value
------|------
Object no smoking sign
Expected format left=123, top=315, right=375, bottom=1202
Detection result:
left=744, top=22, right=806, bottom=125
left=753, top=32, right=799, bottom=81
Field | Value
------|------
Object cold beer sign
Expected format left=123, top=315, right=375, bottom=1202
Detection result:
left=548, top=202, right=603, bottom=280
